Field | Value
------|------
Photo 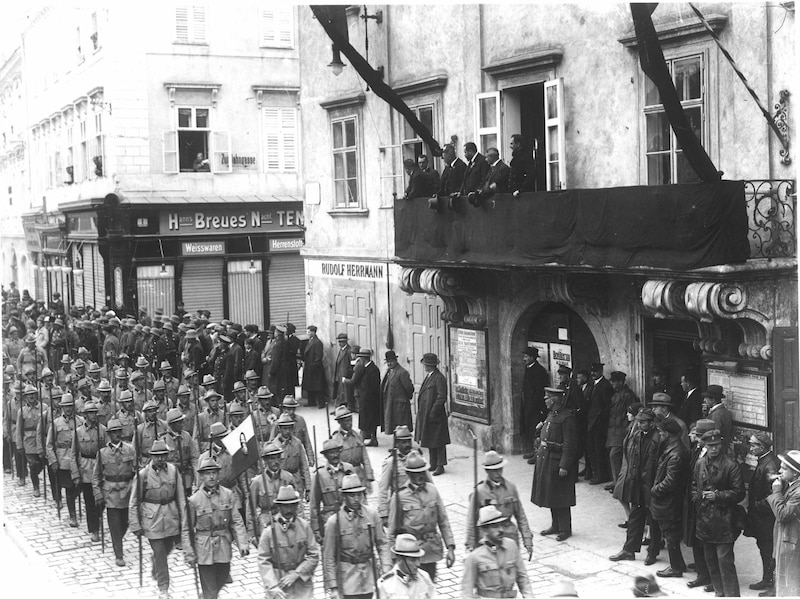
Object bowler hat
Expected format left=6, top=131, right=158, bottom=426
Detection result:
left=590, top=362, right=604, bottom=372
left=477, top=505, right=509, bottom=527
left=702, top=384, right=725, bottom=399
left=384, top=350, right=397, bottom=361
left=391, top=533, right=425, bottom=557
left=420, top=353, right=439, bottom=366
left=523, top=347, right=539, bottom=357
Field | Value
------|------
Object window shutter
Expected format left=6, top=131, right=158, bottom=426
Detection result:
left=163, top=130, right=178, bottom=173
left=260, top=6, right=292, bottom=48
left=281, top=108, right=297, bottom=171
left=544, top=78, right=567, bottom=190
left=175, top=6, right=189, bottom=43
left=264, top=108, right=281, bottom=170
left=192, top=6, right=206, bottom=43
left=264, top=107, right=297, bottom=171
left=277, top=7, right=293, bottom=47
left=475, top=91, right=501, bottom=157
left=212, top=130, right=232, bottom=173
left=260, top=8, right=276, bottom=46
left=772, top=327, right=799, bottom=453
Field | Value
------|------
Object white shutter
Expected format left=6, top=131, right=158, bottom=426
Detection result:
left=475, top=91, right=501, bottom=156
left=191, top=6, right=206, bottom=43
left=263, top=108, right=281, bottom=170
left=260, top=6, right=293, bottom=48
left=260, top=8, right=276, bottom=46
left=212, top=130, right=232, bottom=173
left=263, top=107, right=297, bottom=172
left=163, top=130, right=178, bottom=173
left=175, top=6, right=189, bottom=42
left=277, top=6, right=293, bottom=47
left=544, top=78, right=567, bottom=190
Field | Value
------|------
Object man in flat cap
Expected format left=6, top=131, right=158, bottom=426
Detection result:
left=415, top=352, right=449, bottom=475
left=745, top=432, right=780, bottom=594
left=381, top=350, right=414, bottom=434
left=766, top=449, right=800, bottom=597
left=521, top=347, right=548, bottom=463
left=685, top=418, right=717, bottom=589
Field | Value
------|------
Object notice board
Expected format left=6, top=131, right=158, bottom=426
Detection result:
left=707, top=368, right=769, bottom=429
left=448, top=326, right=490, bottom=424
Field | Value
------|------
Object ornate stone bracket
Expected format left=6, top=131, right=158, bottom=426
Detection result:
left=773, top=89, right=791, bottom=165
left=399, top=266, right=486, bottom=326
left=541, top=273, right=609, bottom=317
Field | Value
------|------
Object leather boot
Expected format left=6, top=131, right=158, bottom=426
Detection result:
left=667, top=542, right=687, bottom=572
left=749, top=557, right=775, bottom=591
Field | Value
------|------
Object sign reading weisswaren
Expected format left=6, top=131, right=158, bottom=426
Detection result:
left=159, top=203, right=304, bottom=236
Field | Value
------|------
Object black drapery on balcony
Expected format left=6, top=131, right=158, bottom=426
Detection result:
left=395, top=181, right=750, bottom=271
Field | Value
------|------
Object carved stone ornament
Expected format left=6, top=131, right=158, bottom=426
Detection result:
left=398, top=266, right=486, bottom=326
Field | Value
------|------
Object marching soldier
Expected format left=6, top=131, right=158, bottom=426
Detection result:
left=271, top=395, right=314, bottom=467
left=465, top=450, right=533, bottom=557
left=129, top=439, right=185, bottom=599
left=375, top=534, right=435, bottom=598
left=273, top=413, right=311, bottom=506
left=152, top=379, right=170, bottom=421
left=387, top=450, right=455, bottom=582
left=232, top=381, right=250, bottom=415
left=323, top=473, right=390, bottom=599
left=164, top=407, right=199, bottom=497
left=116, top=390, right=141, bottom=443
left=45, top=392, right=82, bottom=526
left=194, top=390, right=227, bottom=453
left=137, top=399, right=169, bottom=465
left=173, top=384, right=198, bottom=438
left=252, top=386, right=280, bottom=449
left=245, top=369, right=261, bottom=405
left=95, top=379, right=114, bottom=426
left=70, top=400, right=106, bottom=542
left=93, top=417, right=137, bottom=566
left=332, top=405, right=375, bottom=492
left=258, top=485, right=319, bottom=599
left=462, top=505, right=533, bottom=599
left=378, top=425, right=426, bottom=526
left=157, top=360, right=179, bottom=404
left=6, top=379, right=26, bottom=486
left=309, top=436, right=354, bottom=543
left=200, top=422, right=247, bottom=513
left=248, top=441, right=294, bottom=541
left=183, top=455, right=250, bottom=599
left=130, top=370, right=152, bottom=413
left=56, top=354, right=74, bottom=387
left=16, top=383, right=45, bottom=496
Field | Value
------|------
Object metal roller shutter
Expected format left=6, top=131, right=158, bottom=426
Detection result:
left=136, top=265, right=175, bottom=316
left=84, top=244, right=94, bottom=308
left=227, top=260, right=264, bottom=327
left=182, top=258, right=224, bottom=322
left=268, top=253, right=306, bottom=330
left=94, top=245, right=106, bottom=308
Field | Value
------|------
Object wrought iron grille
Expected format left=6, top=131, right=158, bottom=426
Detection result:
left=745, top=179, right=796, bottom=259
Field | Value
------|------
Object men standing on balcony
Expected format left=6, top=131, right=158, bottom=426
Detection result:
left=474, top=146, right=510, bottom=201
left=418, top=154, right=440, bottom=191
left=415, top=353, right=449, bottom=476
left=508, top=134, right=536, bottom=195
left=521, top=347, right=548, bottom=464
left=403, top=158, right=436, bottom=200
left=460, top=142, right=490, bottom=196
left=437, top=143, right=466, bottom=198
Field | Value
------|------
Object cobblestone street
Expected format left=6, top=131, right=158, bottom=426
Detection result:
left=2, top=406, right=762, bottom=598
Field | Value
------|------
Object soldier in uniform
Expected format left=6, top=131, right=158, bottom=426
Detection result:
left=258, top=485, right=319, bottom=599
left=465, top=450, right=533, bottom=556
left=309, top=436, right=354, bottom=543
left=129, top=439, right=185, bottom=599
left=232, top=381, right=250, bottom=416
left=273, top=413, right=311, bottom=507
left=174, top=384, right=198, bottom=438
left=200, top=422, right=247, bottom=512
left=766, top=449, right=800, bottom=597
left=183, top=455, right=249, bottom=599
left=245, top=369, right=261, bottom=406
left=114, top=366, right=131, bottom=399
left=378, top=425, right=422, bottom=526
left=194, top=390, right=227, bottom=453
left=387, top=450, right=455, bottom=582
left=692, top=429, right=745, bottom=597
left=93, top=417, right=137, bottom=566
left=45, top=392, right=81, bottom=526
left=70, top=400, right=106, bottom=542
left=130, top=370, right=152, bottom=413
left=531, top=387, right=579, bottom=542
left=248, top=441, right=295, bottom=541
left=271, top=395, right=314, bottom=467
left=462, top=505, right=533, bottom=599
left=95, top=379, right=114, bottom=426
left=376, top=533, right=435, bottom=599
left=164, top=407, right=199, bottom=498
left=744, top=432, right=781, bottom=593
left=6, top=378, right=26, bottom=485
left=152, top=379, right=170, bottom=422
left=332, top=405, right=374, bottom=492
left=116, top=390, right=141, bottom=443
left=17, top=383, right=45, bottom=496
left=252, top=386, right=280, bottom=450
left=137, top=399, right=169, bottom=465
left=323, top=473, right=390, bottom=599
left=56, top=354, right=74, bottom=387
left=157, top=361, right=179, bottom=404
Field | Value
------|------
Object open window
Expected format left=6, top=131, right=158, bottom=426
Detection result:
left=162, top=106, right=229, bottom=173
left=544, top=78, right=567, bottom=190
left=475, top=92, right=501, bottom=156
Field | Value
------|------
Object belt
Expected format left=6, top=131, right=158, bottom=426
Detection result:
left=340, top=553, right=372, bottom=564
left=196, top=527, right=231, bottom=536
left=56, top=442, right=72, bottom=448
left=24, top=425, right=37, bottom=432
left=104, top=474, right=134, bottom=483
left=80, top=452, right=97, bottom=459
left=143, top=497, right=175, bottom=505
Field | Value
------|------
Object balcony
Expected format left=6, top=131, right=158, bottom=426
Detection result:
left=394, top=180, right=796, bottom=273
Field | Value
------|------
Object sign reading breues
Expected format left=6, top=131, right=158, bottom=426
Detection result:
left=308, top=259, right=386, bottom=281
left=160, top=203, right=303, bottom=236
left=182, top=241, right=226, bottom=256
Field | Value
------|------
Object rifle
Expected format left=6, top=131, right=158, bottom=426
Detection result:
left=49, top=395, right=62, bottom=519
left=134, top=422, right=143, bottom=586
left=73, top=410, right=82, bottom=522
left=37, top=356, right=46, bottom=504
left=185, top=491, right=201, bottom=599
left=98, top=428, right=105, bottom=553
left=367, top=522, right=380, bottom=590
left=392, top=447, right=403, bottom=534
left=468, top=427, right=479, bottom=549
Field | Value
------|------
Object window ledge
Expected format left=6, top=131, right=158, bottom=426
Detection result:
left=393, top=74, right=448, bottom=97
left=618, top=13, right=728, bottom=48
left=327, top=208, right=369, bottom=217
left=482, top=48, right=563, bottom=79
left=320, top=93, right=366, bottom=112
left=172, top=41, right=209, bottom=46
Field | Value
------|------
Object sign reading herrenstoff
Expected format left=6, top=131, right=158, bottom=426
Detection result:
left=159, top=202, right=303, bottom=236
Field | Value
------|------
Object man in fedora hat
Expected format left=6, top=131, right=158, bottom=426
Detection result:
left=466, top=450, right=533, bottom=557
left=692, top=429, right=745, bottom=597
left=184, top=455, right=249, bottom=599
left=137, top=400, right=169, bottom=464
left=257, top=485, right=319, bottom=599
left=745, top=432, right=781, bottom=594
left=702, top=385, right=733, bottom=454
left=415, top=352, right=449, bottom=476
left=766, top=449, right=800, bottom=597
left=532, top=387, right=579, bottom=542
left=301, top=325, right=326, bottom=409
left=387, top=449, right=455, bottom=582
left=685, top=418, right=717, bottom=589
left=164, top=407, right=198, bottom=498
left=606, top=371, right=638, bottom=491
left=650, top=392, right=689, bottom=449
left=272, top=415, right=311, bottom=504
left=323, top=473, right=390, bottom=598
left=271, top=395, right=314, bottom=467
left=71, top=400, right=106, bottom=542
left=247, top=441, right=295, bottom=541
left=194, top=390, right=228, bottom=453
left=378, top=425, right=428, bottom=527
left=93, top=417, right=136, bottom=566
left=332, top=405, right=374, bottom=492
left=521, top=347, right=548, bottom=462
left=376, top=533, right=435, bottom=598
left=45, top=392, right=81, bottom=527
left=333, top=332, right=353, bottom=409
left=462, top=505, right=533, bottom=599
left=352, top=348, right=382, bottom=446
left=309, top=436, right=355, bottom=543
left=381, top=350, right=414, bottom=434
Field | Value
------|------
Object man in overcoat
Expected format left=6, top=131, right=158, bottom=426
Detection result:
left=381, top=350, right=414, bottom=434
left=703, top=385, right=733, bottom=454
left=352, top=348, right=382, bottom=446
left=685, top=418, right=717, bottom=589
left=586, top=362, right=613, bottom=485
left=521, top=347, right=548, bottom=463
left=301, top=325, right=326, bottom=409
left=531, top=387, right=578, bottom=541
left=414, top=352, right=449, bottom=475
left=332, top=332, right=352, bottom=407
left=745, top=432, right=780, bottom=593
left=606, top=371, right=638, bottom=490
left=766, top=449, right=800, bottom=597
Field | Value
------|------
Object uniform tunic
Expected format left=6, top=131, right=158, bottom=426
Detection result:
left=92, top=441, right=136, bottom=507
left=251, top=405, right=280, bottom=447
left=247, top=469, right=295, bottom=538
left=766, top=479, right=800, bottom=596
left=387, top=481, right=455, bottom=565
left=269, top=413, right=314, bottom=466
left=164, top=428, right=199, bottom=491
left=274, top=435, right=311, bottom=494
left=195, top=407, right=228, bottom=453
left=258, top=515, right=319, bottom=599
left=377, top=450, right=431, bottom=520
left=136, top=419, right=169, bottom=462
left=70, top=422, right=107, bottom=483
left=183, top=485, right=248, bottom=565
left=46, top=414, right=81, bottom=470
left=333, top=428, right=375, bottom=488
left=465, top=478, right=533, bottom=550
left=531, top=408, right=579, bottom=508
left=129, top=462, right=185, bottom=539
left=462, top=537, right=533, bottom=599
left=115, top=408, right=142, bottom=443
left=376, top=566, right=435, bottom=599
left=309, top=461, right=354, bottom=539
left=16, top=403, right=45, bottom=456
left=322, top=505, right=390, bottom=595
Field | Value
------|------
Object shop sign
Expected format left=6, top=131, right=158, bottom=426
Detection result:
left=448, top=326, right=490, bottom=425
left=160, top=203, right=303, bottom=236
left=182, top=241, right=226, bottom=256
left=23, top=221, right=41, bottom=251
left=270, top=238, right=304, bottom=252
left=308, top=259, right=385, bottom=281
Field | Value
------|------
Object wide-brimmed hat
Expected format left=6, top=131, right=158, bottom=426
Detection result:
left=115, top=368, right=129, bottom=379
left=257, top=386, right=274, bottom=399
left=649, top=392, right=673, bottom=408
left=119, top=390, right=133, bottom=402
left=41, top=367, right=54, bottom=378
left=232, top=381, right=246, bottom=392
left=159, top=361, right=172, bottom=371
left=282, top=395, right=299, bottom=408
left=702, top=384, right=725, bottom=400
left=384, top=350, right=398, bottom=361
left=204, top=390, right=222, bottom=401
left=177, top=384, right=190, bottom=396
left=153, top=379, right=166, bottom=391
left=391, top=533, right=425, bottom=557
left=321, top=437, right=344, bottom=453
left=23, top=383, right=38, bottom=395
left=60, top=355, right=73, bottom=365
left=59, top=393, right=75, bottom=407
left=106, top=418, right=123, bottom=432
left=261, top=442, right=284, bottom=457
left=245, top=369, right=259, bottom=380
left=273, top=485, right=300, bottom=504
left=420, top=353, right=439, bottom=366
left=277, top=412, right=295, bottom=427
left=143, top=399, right=159, bottom=411
left=778, top=450, right=800, bottom=474
left=340, top=473, right=366, bottom=493
left=483, top=450, right=508, bottom=470
left=632, top=574, right=665, bottom=597
left=202, top=374, right=217, bottom=386
left=394, top=425, right=413, bottom=440
left=166, top=408, right=185, bottom=424
left=477, top=505, right=509, bottom=527
left=83, top=401, right=99, bottom=413
left=135, top=356, right=149, bottom=368
left=356, top=348, right=373, bottom=357
left=228, top=402, right=245, bottom=416
left=334, top=405, right=354, bottom=420
left=209, top=422, right=227, bottom=438
left=197, top=456, right=221, bottom=471
left=404, top=450, right=428, bottom=472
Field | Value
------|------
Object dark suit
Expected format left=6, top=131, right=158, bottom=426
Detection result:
left=421, top=166, right=440, bottom=191
left=708, top=404, right=734, bottom=454
left=747, top=450, right=781, bottom=583
left=508, top=148, right=536, bottom=193
left=678, top=388, right=704, bottom=428
left=405, top=166, right=436, bottom=199
left=353, top=360, right=381, bottom=440
left=301, top=336, right=326, bottom=406
left=460, top=153, right=490, bottom=194
left=520, top=361, right=548, bottom=452
left=332, top=344, right=353, bottom=405
left=479, top=159, right=510, bottom=195
left=586, top=376, right=613, bottom=483
left=438, top=158, right=467, bottom=196
left=415, top=368, right=450, bottom=469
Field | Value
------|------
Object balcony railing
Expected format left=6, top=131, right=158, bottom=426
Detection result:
left=745, top=179, right=796, bottom=259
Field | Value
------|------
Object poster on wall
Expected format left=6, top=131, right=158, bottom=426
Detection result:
left=549, top=343, right=573, bottom=386
left=707, top=368, right=769, bottom=429
left=448, top=326, right=490, bottom=424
